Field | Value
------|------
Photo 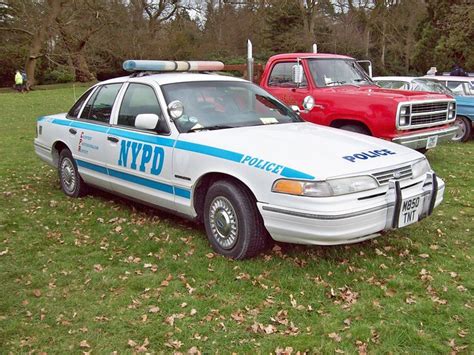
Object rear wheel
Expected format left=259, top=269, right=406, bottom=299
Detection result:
left=452, top=116, right=472, bottom=142
left=203, top=180, right=269, bottom=259
left=339, top=124, right=370, bottom=135
left=58, top=149, right=87, bottom=197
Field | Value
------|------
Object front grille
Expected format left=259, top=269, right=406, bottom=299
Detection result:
left=411, top=112, right=448, bottom=125
left=406, top=101, right=450, bottom=128
left=372, top=165, right=412, bottom=185
left=411, top=102, right=448, bottom=114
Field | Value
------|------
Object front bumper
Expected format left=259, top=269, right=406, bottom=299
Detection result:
left=392, top=126, right=459, bottom=150
left=258, top=173, right=444, bottom=246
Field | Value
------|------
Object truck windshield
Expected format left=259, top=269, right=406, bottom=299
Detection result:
left=307, top=59, right=374, bottom=87
left=161, top=81, right=302, bottom=133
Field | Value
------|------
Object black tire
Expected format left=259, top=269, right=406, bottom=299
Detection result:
left=203, top=179, right=270, bottom=259
left=416, top=148, right=428, bottom=154
left=58, top=149, right=87, bottom=197
left=452, top=116, right=472, bottom=142
left=339, top=124, right=370, bottom=135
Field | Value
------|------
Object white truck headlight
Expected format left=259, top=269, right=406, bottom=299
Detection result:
left=272, top=176, right=378, bottom=197
left=411, top=158, right=431, bottom=179
left=448, top=102, right=456, bottom=120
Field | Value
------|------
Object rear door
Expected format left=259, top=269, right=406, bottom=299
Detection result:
left=70, top=83, right=123, bottom=190
left=104, top=82, right=177, bottom=210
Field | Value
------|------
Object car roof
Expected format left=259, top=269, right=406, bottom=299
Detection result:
left=268, top=53, right=353, bottom=61
left=424, top=75, right=474, bottom=82
left=373, top=76, right=415, bottom=82
left=100, top=72, right=248, bottom=86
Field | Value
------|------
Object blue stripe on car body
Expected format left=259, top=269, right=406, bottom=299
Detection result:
left=76, top=159, right=190, bottom=198
left=49, top=117, right=314, bottom=181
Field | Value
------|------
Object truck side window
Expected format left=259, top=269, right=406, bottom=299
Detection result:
left=67, top=87, right=95, bottom=119
left=80, top=83, right=122, bottom=123
left=268, top=62, right=307, bottom=88
left=117, top=83, right=169, bottom=133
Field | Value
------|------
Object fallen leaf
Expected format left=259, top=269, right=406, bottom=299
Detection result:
left=148, top=306, right=160, bottom=313
left=33, top=289, right=41, bottom=298
left=328, top=332, right=342, bottom=342
left=79, top=340, right=90, bottom=349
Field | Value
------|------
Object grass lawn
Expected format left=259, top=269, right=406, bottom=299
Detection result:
left=0, top=87, right=472, bottom=353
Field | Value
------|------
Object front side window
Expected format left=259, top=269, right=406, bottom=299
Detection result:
left=412, top=79, right=453, bottom=95
left=268, top=62, right=307, bottom=88
left=445, top=81, right=467, bottom=96
left=118, top=83, right=167, bottom=132
left=80, top=83, right=122, bottom=123
left=161, top=81, right=302, bottom=133
left=308, top=59, right=373, bottom=87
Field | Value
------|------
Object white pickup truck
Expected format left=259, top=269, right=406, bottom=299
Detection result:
left=34, top=60, right=445, bottom=259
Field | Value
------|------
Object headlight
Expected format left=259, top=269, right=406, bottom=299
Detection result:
left=272, top=176, right=378, bottom=197
left=411, top=158, right=431, bottom=179
left=398, top=105, right=410, bottom=127
left=448, top=102, right=456, bottom=119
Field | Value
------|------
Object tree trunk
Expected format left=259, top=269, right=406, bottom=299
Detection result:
left=25, top=0, right=64, bottom=86
left=71, top=52, right=95, bottom=82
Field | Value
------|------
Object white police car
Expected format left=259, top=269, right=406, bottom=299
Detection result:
left=34, top=60, right=445, bottom=259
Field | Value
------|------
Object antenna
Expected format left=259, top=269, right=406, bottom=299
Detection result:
left=247, top=39, right=254, bottom=82
left=73, top=83, right=76, bottom=101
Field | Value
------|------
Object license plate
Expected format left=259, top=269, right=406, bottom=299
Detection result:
left=398, top=195, right=423, bottom=228
left=426, top=136, right=438, bottom=149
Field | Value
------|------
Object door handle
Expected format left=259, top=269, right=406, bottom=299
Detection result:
left=107, top=136, right=119, bottom=143
left=69, top=128, right=77, bottom=135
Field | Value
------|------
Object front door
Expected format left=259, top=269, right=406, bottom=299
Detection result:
left=104, top=82, right=177, bottom=211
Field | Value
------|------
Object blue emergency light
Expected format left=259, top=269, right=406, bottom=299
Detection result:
left=123, top=60, right=224, bottom=72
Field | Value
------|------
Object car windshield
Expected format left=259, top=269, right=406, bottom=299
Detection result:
left=161, top=81, right=302, bottom=133
left=412, top=79, right=454, bottom=95
left=307, top=59, right=374, bottom=87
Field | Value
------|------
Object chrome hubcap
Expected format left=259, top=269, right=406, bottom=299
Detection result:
left=453, top=118, right=466, bottom=141
left=61, top=158, right=76, bottom=193
left=209, top=197, right=238, bottom=249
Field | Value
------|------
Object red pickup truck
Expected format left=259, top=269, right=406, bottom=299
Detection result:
left=259, top=53, right=458, bottom=151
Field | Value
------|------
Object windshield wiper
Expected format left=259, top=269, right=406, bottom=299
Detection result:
left=187, top=124, right=235, bottom=133
left=326, top=80, right=346, bottom=86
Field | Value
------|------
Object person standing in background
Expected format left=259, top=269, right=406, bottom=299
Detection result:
left=14, top=70, right=23, bottom=92
left=21, top=70, right=29, bottom=92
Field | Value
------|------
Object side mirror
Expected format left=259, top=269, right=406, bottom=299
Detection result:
left=135, top=113, right=159, bottom=130
left=302, top=95, right=315, bottom=111
left=168, top=100, right=184, bottom=120
left=292, top=64, right=304, bottom=85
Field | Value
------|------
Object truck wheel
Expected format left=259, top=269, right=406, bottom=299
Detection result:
left=339, top=124, right=370, bottom=135
left=452, top=116, right=472, bottom=142
left=203, top=179, right=269, bottom=259
left=58, top=149, right=87, bottom=197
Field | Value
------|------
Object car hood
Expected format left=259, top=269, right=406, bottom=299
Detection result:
left=178, top=122, right=423, bottom=180
left=324, top=85, right=452, bottom=102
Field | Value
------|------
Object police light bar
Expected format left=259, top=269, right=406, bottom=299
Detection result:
left=123, top=60, right=225, bottom=72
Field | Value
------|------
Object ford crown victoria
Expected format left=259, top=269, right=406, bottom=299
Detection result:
left=34, top=60, right=445, bottom=259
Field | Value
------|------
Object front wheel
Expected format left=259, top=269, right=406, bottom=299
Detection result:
left=203, top=180, right=269, bottom=259
left=452, top=116, right=472, bottom=142
left=58, top=149, right=87, bottom=197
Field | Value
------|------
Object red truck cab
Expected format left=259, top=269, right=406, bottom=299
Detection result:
left=260, top=53, right=458, bottom=151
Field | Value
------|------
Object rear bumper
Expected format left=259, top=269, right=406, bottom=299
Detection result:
left=392, top=125, right=459, bottom=149
left=258, top=173, right=444, bottom=246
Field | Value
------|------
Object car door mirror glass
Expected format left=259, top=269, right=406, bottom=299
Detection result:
left=302, top=95, right=315, bottom=111
left=292, top=64, right=304, bottom=85
left=135, top=113, right=159, bottom=130
left=168, top=100, right=184, bottom=120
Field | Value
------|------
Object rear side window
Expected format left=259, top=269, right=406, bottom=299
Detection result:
left=268, top=62, right=307, bottom=88
left=67, top=87, right=95, bottom=119
left=80, top=83, right=122, bottom=123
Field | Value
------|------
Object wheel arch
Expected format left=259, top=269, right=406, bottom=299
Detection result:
left=51, top=140, right=72, bottom=167
left=330, top=118, right=372, bottom=135
left=193, top=172, right=258, bottom=223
